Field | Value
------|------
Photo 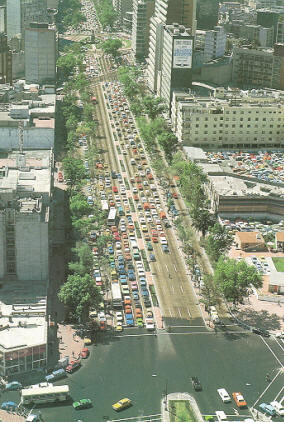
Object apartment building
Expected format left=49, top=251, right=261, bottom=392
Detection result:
left=232, top=45, right=284, bottom=90
left=240, top=24, right=274, bottom=47
left=113, top=0, right=133, bottom=26
left=147, top=0, right=196, bottom=92
left=132, top=0, right=154, bottom=62
left=203, top=26, right=226, bottom=62
left=158, top=24, right=193, bottom=110
left=25, top=23, right=57, bottom=84
left=172, top=88, right=284, bottom=149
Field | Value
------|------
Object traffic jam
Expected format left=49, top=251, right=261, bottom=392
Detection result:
left=85, top=80, right=180, bottom=333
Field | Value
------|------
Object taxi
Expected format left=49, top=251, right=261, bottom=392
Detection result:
left=112, top=398, right=132, bottom=411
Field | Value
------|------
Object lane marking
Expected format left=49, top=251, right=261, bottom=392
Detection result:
left=178, top=308, right=182, bottom=318
left=253, top=368, right=282, bottom=407
left=274, top=384, right=284, bottom=402
left=261, top=336, right=284, bottom=368
left=171, top=284, right=175, bottom=293
left=180, top=285, right=184, bottom=293
left=110, top=413, right=162, bottom=422
left=187, top=308, right=191, bottom=318
left=174, top=264, right=177, bottom=272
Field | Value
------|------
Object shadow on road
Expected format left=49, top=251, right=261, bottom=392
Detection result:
left=234, top=308, right=281, bottom=331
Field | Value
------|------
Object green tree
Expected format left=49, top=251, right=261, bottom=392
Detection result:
left=101, top=38, right=123, bottom=57
left=213, top=257, right=262, bottom=304
left=70, top=194, right=92, bottom=217
left=63, top=157, right=86, bottom=188
left=157, top=131, right=179, bottom=162
left=142, top=96, right=166, bottom=120
left=77, top=242, right=93, bottom=268
left=206, top=223, right=233, bottom=262
left=191, top=207, right=216, bottom=237
left=58, top=274, right=102, bottom=321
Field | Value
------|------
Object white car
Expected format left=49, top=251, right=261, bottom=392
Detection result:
left=116, top=312, right=123, bottom=322
left=270, top=401, right=284, bottom=416
left=217, top=388, right=231, bottom=403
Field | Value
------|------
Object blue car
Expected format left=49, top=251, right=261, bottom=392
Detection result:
left=133, top=292, right=139, bottom=301
left=1, top=401, right=17, bottom=411
left=259, top=403, right=276, bottom=416
left=162, top=245, right=169, bottom=253
left=5, top=381, right=22, bottom=391
left=141, top=289, right=149, bottom=297
left=108, top=246, right=114, bottom=254
left=45, top=368, right=66, bottom=382
left=149, top=254, right=156, bottom=262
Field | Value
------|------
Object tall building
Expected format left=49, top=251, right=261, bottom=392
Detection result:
left=113, top=0, right=133, bottom=26
left=257, top=9, right=279, bottom=41
left=6, top=0, right=48, bottom=40
left=196, top=0, right=219, bottom=30
left=204, top=26, right=226, bottom=62
left=0, top=33, right=12, bottom=84
left=24, top=23, right=56, bottom=84
left=132, top=0, right=155, bottom=62
left=232, top=45, right=284, bottom=90
left=158, top=24, right=193, bottom=111
left=147, top=0, right=196, bottom=92
left=0, top=5, right=5, bottom=33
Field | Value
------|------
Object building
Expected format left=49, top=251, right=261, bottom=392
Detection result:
left=0, top=5, right=5, bottom=33
left=232, top=45, right=284, bottom=90
left=171, top=88, right=284, bottom=149
left=203, top=26, right=227, bottom=62
left=196, top=0, right=219, bottom=30
left=132, top=0, right=154, bottom=62
left=6, top=0, right=48, bottom=41
left=158, top=24, right=193, bottom=111
left=113, top=0, right=133, bottom=27
left=147, top=0, right=196, bottom=92
left=257, top=9, right=279, bottom=41
left=235, top=231, right=266, bottom=251
left=240, top=24, right=274, bottom=47
left=24, top=23, right=57, bottom=84
left=276, top=231, right=284, bottom=251
left=0, top=33, right=12, bottom=85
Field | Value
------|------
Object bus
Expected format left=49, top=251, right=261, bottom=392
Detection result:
left=107, top=207, right=117, bottom=226
left=111, top=283, right=122, bottom=309
left=21, top=385, right=69, bottom=405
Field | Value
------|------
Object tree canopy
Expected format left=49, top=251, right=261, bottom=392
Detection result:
left=63, top=157, right=86, bottom=188
left=213, top=257, right=262, bottom=304
left=205, top=223, right=233, bottom=262
left=101, top=38, right=123, bottom=57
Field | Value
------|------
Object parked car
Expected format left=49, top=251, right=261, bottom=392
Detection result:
left=232, top=392, right=247, bottom=408
left=259, top=403, right=276, bottom=416
left=73, top=398, right=92, bottom=410
left=80, top=348, right=90, bottom=359
left=5, top=381, right=22, bottom=391
left=270, top=401, right=284, bottom=416
left=65, top=360, right=81, bottom=374
left=45, top=368, right=66, bottom=382
left=217, top=388, right=231, bottom=403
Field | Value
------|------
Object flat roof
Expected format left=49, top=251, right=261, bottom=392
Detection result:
left=269, top=271, right=284, bottom=287
left=33, top=117, right=55, bottom=128
left=236, top=231, right=265, bottom=244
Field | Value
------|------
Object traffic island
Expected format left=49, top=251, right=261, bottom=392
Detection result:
left=162, top=392, right=204, bottom=422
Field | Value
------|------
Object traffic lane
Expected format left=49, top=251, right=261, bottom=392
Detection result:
left=39, top=331, right=278, bottom=421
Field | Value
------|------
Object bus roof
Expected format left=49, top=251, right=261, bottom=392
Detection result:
left=21, top=385, right=69, bottom=397
left=108, top=208, right=116, bottom=219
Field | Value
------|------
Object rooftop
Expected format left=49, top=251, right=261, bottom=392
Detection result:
left=236, top=231, right=265, bottom=244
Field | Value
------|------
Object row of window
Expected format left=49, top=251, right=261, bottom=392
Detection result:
left=187, top=124, right=282, bottom=129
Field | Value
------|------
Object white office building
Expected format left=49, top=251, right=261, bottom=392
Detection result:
left=204, top=26, right=227, bottom=62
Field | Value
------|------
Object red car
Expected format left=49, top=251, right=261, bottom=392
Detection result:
left=122, top=233, right=128, bottom=239
left=100, top=321, right=107, bottom=331
left=152, top=237, right=158, bottom=243
left=172, top=192, right=178, bottom=199
left=80, top=348, right=90, bottom=359
left=112, top=186, right=118, bottom=193
left=66, top=360, right=81, bottom=373
left=138, top=184, right=143, bottom=190
left=133, top=194, right=139, bottom=201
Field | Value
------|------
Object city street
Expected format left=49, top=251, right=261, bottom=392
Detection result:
left=32, top=330, right=283, bottom=421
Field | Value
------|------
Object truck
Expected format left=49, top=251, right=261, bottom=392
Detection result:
left=111, top=283, right=122, bottom=309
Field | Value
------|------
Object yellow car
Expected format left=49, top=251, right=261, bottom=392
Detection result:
left=115, top=323, right=123, bottom=332
left=112, top=398, right=132, bottom=411
left=83, top=337, right=92, bottom=345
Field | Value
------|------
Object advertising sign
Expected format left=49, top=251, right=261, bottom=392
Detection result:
left=173, top=38, right=193, bottom=69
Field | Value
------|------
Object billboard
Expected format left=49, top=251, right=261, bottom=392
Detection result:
left=173, top=38, right=193, bottom=69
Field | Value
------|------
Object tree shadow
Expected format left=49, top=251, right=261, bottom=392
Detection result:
left=234, top=307, right=281, bottom=331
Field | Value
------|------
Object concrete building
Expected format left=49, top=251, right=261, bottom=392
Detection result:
left=24, top=23, right=56, bottom=84
left=6, top=0, right=48, bottom=41
left=196, top=0, right=219, bottom=30
left=0, top=90, right=56, bottom=150
left=158, top=24, right=193, bottom=111
left=232, top=44, right=284, bottom=90
left=0, top=33, right=12, bottom=85
left=113, top=0, right=133, bottom=27
left=240, top=24, right=274, bottom=47
left=132, top=0, right=154, bottom=62
left=203, top=26, right=227, bottom=62
left=171, top=88, right=284, bottom=149
left=0, top=5, right=5, bottom=33
left=0, top=149, right=52, bottom=376
left=147, top=0, right=196, bottom=92
left=257, top=9, right=279, bottom=41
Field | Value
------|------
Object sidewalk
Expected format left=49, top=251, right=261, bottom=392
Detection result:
left=57, top=323, right=84, bottom=362
left=161, top=392, right=204, bottom=422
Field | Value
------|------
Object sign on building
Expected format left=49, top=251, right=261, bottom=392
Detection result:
left=173, top=38, right=193, bottom=69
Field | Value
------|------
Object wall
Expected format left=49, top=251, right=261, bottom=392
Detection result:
left=12, top=51, right=25, bottom=79
left=0, top=127, right=54, bottom=150
left=193, top=60, right=232, bottom=85
left=0, top=214, right=5, bottom=278
left=15, top=213, right=49, bottom=281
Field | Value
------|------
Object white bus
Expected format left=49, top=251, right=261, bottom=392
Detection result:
left=107, top=207, right=117, bottom=226
left=21, top=384, right=69, bottom=405
left=101, top=199, right=109, bottom=212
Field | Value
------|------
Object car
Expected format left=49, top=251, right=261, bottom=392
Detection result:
left=1, top=401, right=17, bottom=411
left=252, top=328, right=270, bottom=337
left=137, top=318, right=144, bottom=327
left=217, top=388, right=231, bottom=403
left=73, top=398, right=92, bottom=410
left=45, top=368, right=66, bottom=382
left=112, top=398, right=132, bottom=411
left=259, top=403, right=276, bottom=416
left=80, top=348, right=90, bottom=359
left=112, top=186, right=118, bottom=193
left=270, top=401, right=284, bottom=416
left=115, top=322, right=123, bottom=332
left=66, top=360, right=81, bottom=374
left=232, top=392, right=247, bottom=408
left=191, top=376, right=202, bottom=391
left=5, top=381, right=22, bottom=391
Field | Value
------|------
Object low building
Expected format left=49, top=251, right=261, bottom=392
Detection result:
left=268, top=271, right=284, bottom=294
left=275, top=231, right=284, bottom=251
left=235, top=231, right=266, bottom=251
left=171, top=88, right=284, bottom=149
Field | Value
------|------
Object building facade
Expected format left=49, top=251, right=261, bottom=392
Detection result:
left=203, top=26, right=226, bottom=62
left=232, top=45, right=284, bottom=90
left=132, top=0, right=154, bottom=62
left=158, top=24, right=193, bottom=111
left=172, top=88, right=284, bottom=149
left=24, top=23, right=56, bottom=84
left=196, top=0, right=219, bottom=30
left=147, top=0, right=196, bottom=92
